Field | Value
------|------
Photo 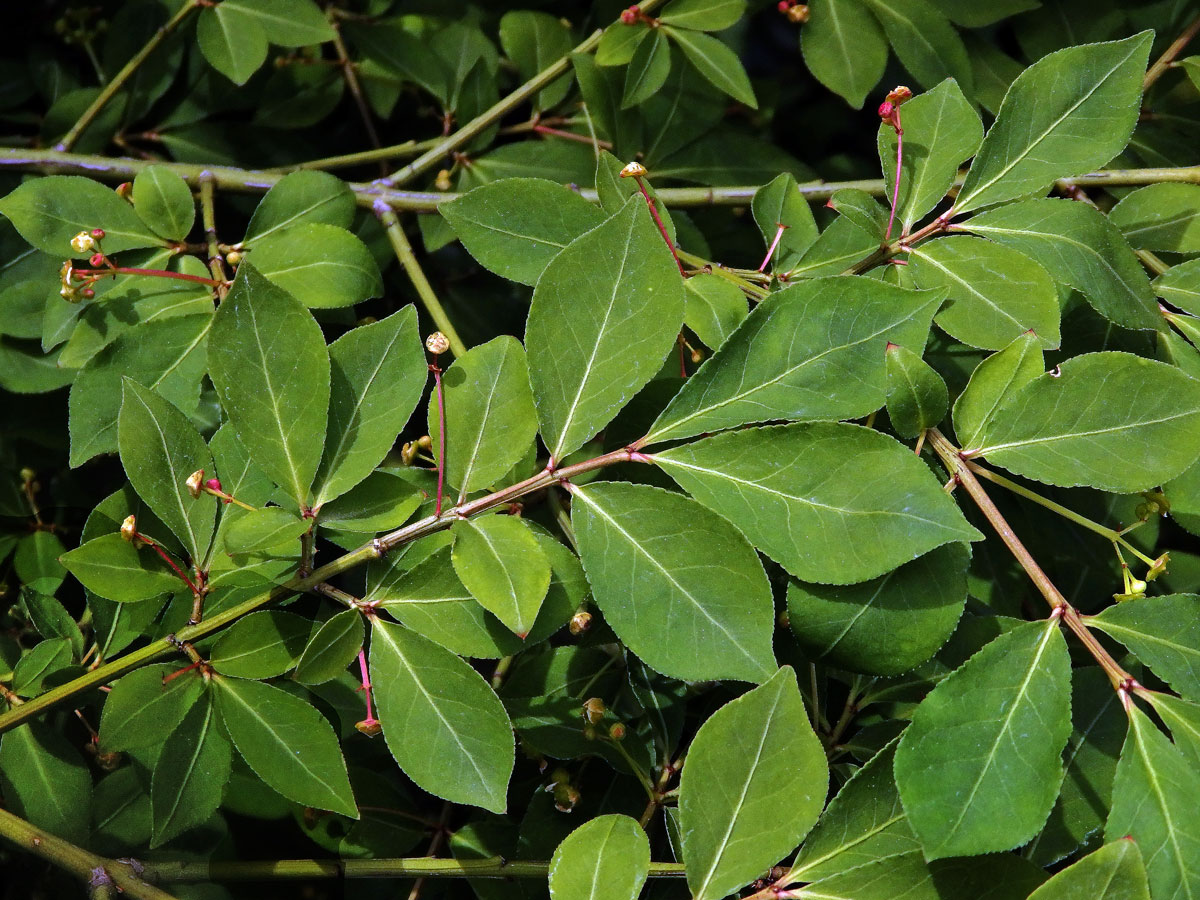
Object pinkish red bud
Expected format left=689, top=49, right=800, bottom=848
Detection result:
left=777, top=0, right=793, bottom=10
left=82, top=288, right=95, bottom=299
left=878, top=101, right=894, bottom=120
left=205, top=477, right=222, bottom=492
left=90, top=253, right=105, bottom=267
left=620, top=6, right=639, bottom=24
left=91, top=228, right=105, bottom=239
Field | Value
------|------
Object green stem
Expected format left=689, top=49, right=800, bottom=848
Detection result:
left=374, top=201, right=468, bottom=358
left=54, top=1, right=200, bottom=152
left=198, top=174, right=229, bottom=296
left=0, top=448, right=641, bottom=734
left=1144, top=11, right=1200, bottom=89
left=1137, top=248, right=1171, bottom=276
left=0, top=806, right=182, bottom=900
left=676, top=248, right=768, bottom=299
left=141, top=857, right=687, bottom=883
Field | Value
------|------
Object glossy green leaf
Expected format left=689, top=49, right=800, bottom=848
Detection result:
left=0, top=175, right=162, bottom=255
left=828, top=188, right=889, bottom=238
left=196, top=4, right=268, bottom=85
left=210, top=610, right=311, bottom=678
left=549, top=814, right=650, bottom=900
left=861, top=0, right=972, bottom=93
left=451, top=515, right=550, bottom=638
left=952, top=331, right=1043, bottom=450
left=955, top=33, right=1152, bottom=213
left=98, top=663, right=203, bottom=753
left=526, top=197, right=685, bottom=461
left=370, top=618, right=514, bottom=813
left=214, top=676, right=357, bottom=818
left=595, top=150, right=676, bottom=241
left=683, top=274, right=747, bottom=351
left=623, top=30, right=671, bottom=108
left=663, top=28, right=756, bottom=108
left=0, top=722, right=91, bottom=845
left=596, top=21, right=650, bottom=66
left=878, top=78, right=982, bottom=230
left=60, top=533, right=181, bottom=602
left=571, top=481, right=775, bottom=683
left=222, top=506, right=309, bottom=555
left=1091, top=595, right=1200, bottom=699
left=963, top=198, right=1160, bottom=331
left=220, top=0, right=334, bottom=47
left=1154, top=258, right=1200, bottom=316
left=788, top=741, right=919, bottom=882
left=680, top=666, right=827, bottom=900
left=646, top=277, right=943, bottom=444
left=249, top=223, right=381, bottom=309
left=894, top=619, right=1072, bottom=859
left=498, top=12, right=573, bottom=110
left=244, top=171, right=355, bottom=243
left=884, top=342, right=949, bottom=438
left=208, top=262, right=330, bottom=505
left=910, top=235, right=1061, bottom=350
left=972, top=353, right=1200, bottom=492
left=793, top=852, right=1048, bottom=900
left=1148, top=693, right=1200, bottom=770
left=294, top=609, right=363, bottom=685
left=118, top=378, right=217, bottom=563
left=787, top=543, right=968, bottom=676
left=1026, top=840, right=1149, bottom=900
left=132, top=165, right=195, bottom=241
left=752, top=173, right=819, bottom=272
left=654, top=423, right=981, bottom=584
left=10, top=639, right=72, bottom=697
left=317, top=470, right=421, bottom=533
left=430, top=336, right=538, bottom=500
left=21, top=589, right=84, bottom=658
left=659, top=0, right=746, bottom=31
left=151, top=695, right=231, bottom=847
left=801, top=0, right=888, bottom=110
left=1110, top=184, right=1200, bottom=253
left=1105, top=705, right=1200, bottom=900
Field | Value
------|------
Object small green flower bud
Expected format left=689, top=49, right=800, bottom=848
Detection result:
left=71, top=231, right=97, bottom=254
left=425, top=332, right=451, bottom=355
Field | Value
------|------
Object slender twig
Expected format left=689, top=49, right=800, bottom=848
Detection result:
left=676, top=248, right=768, bottom=300
left=374, top=201, right=467, bottom=358
left=55, top=1, right=200, bottom=152
left=885, top=107, right=903, bottom=241
left=758, top=223, right=787, bottom=272
left=1144, top=12, right=1200, bottom=89
left=429, top=358, right=447, bottom=516
left=630, top=173, right=685, bottom=275
left=0, top=806, right=182, bottom=900
left=198, top=174, right=229, bottom=299
left=328, top=15, right=386, bottom=176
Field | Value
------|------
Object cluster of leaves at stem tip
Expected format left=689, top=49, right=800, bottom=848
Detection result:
left=4, top=1, right=1200, bottom=900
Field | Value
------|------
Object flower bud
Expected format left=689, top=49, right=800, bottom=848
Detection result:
left=91, top=228, right=106, bottom=240
left=19, top=468, right=34, bottom=483
left=81, top=288, right=95, bottom=299
left=608, top=722, right=626, bottom=741
left=225, top=250, right=242, bottom=266
left=186, top=469, right=205, bottom=499
left=1146, top=553, right=1169, bottom=581
left=120, top=514, right=138, bottom=543
left=582, top=697, right=606, bottom=725
left=71, top=231, right=96, bottom=254
left=426, top=331, right=450, bottom=355
left=89, top=253, right=105, bottom=267
left=116, top=182, right=133, bottom=199
left=620, top=6, right=639, bottom=24
left=786, top=3, right=809, bottom=22
left=435, top=169, right=453, bottom=191
left=569, top=611, right=592, bottom=635
left=619, top=161, right=648, bottom=179
left=885, top=85, right=913, bottom=106
left=553, top=783, right=580, bottom=812
left=1128, top=578, right=1147, bottom=595
left=205, top=477, right=222, bottom=493
left=354, top=718, right=382, bottom=737
left=877, top=100, right=894, bottom=121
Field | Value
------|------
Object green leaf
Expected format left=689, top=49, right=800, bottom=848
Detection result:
left=789, top=741, right=919, bottom=882
left=623, top=30, right=672, bottom=108
left=430, top=336, right=538, bottom=500
left=10, top=639, right=72, bottom=697
left=220, top=0, right=334, bottom=47
left=645, top=277, right=943, bottom=444
left=878, top=79, right=983, bottom=230
left=60, top=533, right=181, bottom=602
left=752, top=173, right=819, bottom=272
left=571, top=481, right=775, bottom=683
left=954, top=32, right=1153, bottom=213
left=151, top=695, right=231, bottom=847
left=317, top=470, right=421, bottom=533
left=244, top=171, right=355, bottom=243
left=196, top=3, right=268, bottom=85
left=787, top=216, right=879, bottom=278
left=526, top=197, right=685, bottom=461
left=1105, top=705, right=1200, bottom=900
left=118, top=378, right=217, bottom=563
left=683, top=274, right=747, bottom=350
left=1091, top=595, right=1200, bottom=699
left=0, top=723, right=91, bottom=845
left=597, top=21, right=650, bottom=67
left=210, top=610, right=311, bottom=679
left=0, top=175, right=162, bottom=255
left=222, top=507, right=309, bottom=555
left=910, top=235, right=1061, bottom=350
left=884, top=343, right=949, bottom=438
left=370, top=618, right=514, bottom=813
left=249, top=223, right=382, bottom=309
left=972, top=353, right=1200, bottom=492
left=313, top=307, right=424, bottom=505
left=208, top=262, right=330, bottom=505
left=214, top=676, right=357, bottom=818
left=21, top=589, right=84, bottom=659
left=860, top=0, right=972, bottom=94
left=963, top=198, right=1160, bottom=332
left=680, top=666, right=827, bottom=900
left=98, top=664, right=203, bottom=753
left=801, top=0, right=888, bottom=109
left=451, top=515, right=551, bottom=638
left=793, top=852, right=1048, bottom=900
left=595, top=151, right=676, bottom=242
left=787, top=543, right=968, bottom=676
left=132, top=165, right=195, bottom=241
left=659, top=0, right=747, bottom=31
left=498, top=12, right=574, bottom=111
left=653, top=423, right=981, bottom=584
left=663, top=28, right=756, bottom=108
left=1148, top=692, right=1200, bottom=768
left=440, top=178, right=606, bottom=287
left=894, top=619, right=1072, bottom=859
left=294, top=609, right=364, bottom=685
left=1109, top=183, right=1200, bottom=253
left=952, top=331, right=1044, bottom=450
left=1155, top=258, right=1200, bottom=317
left=549, top=814, right=650, bottom=900
left=1026, top=840, right=1149, bottom=900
